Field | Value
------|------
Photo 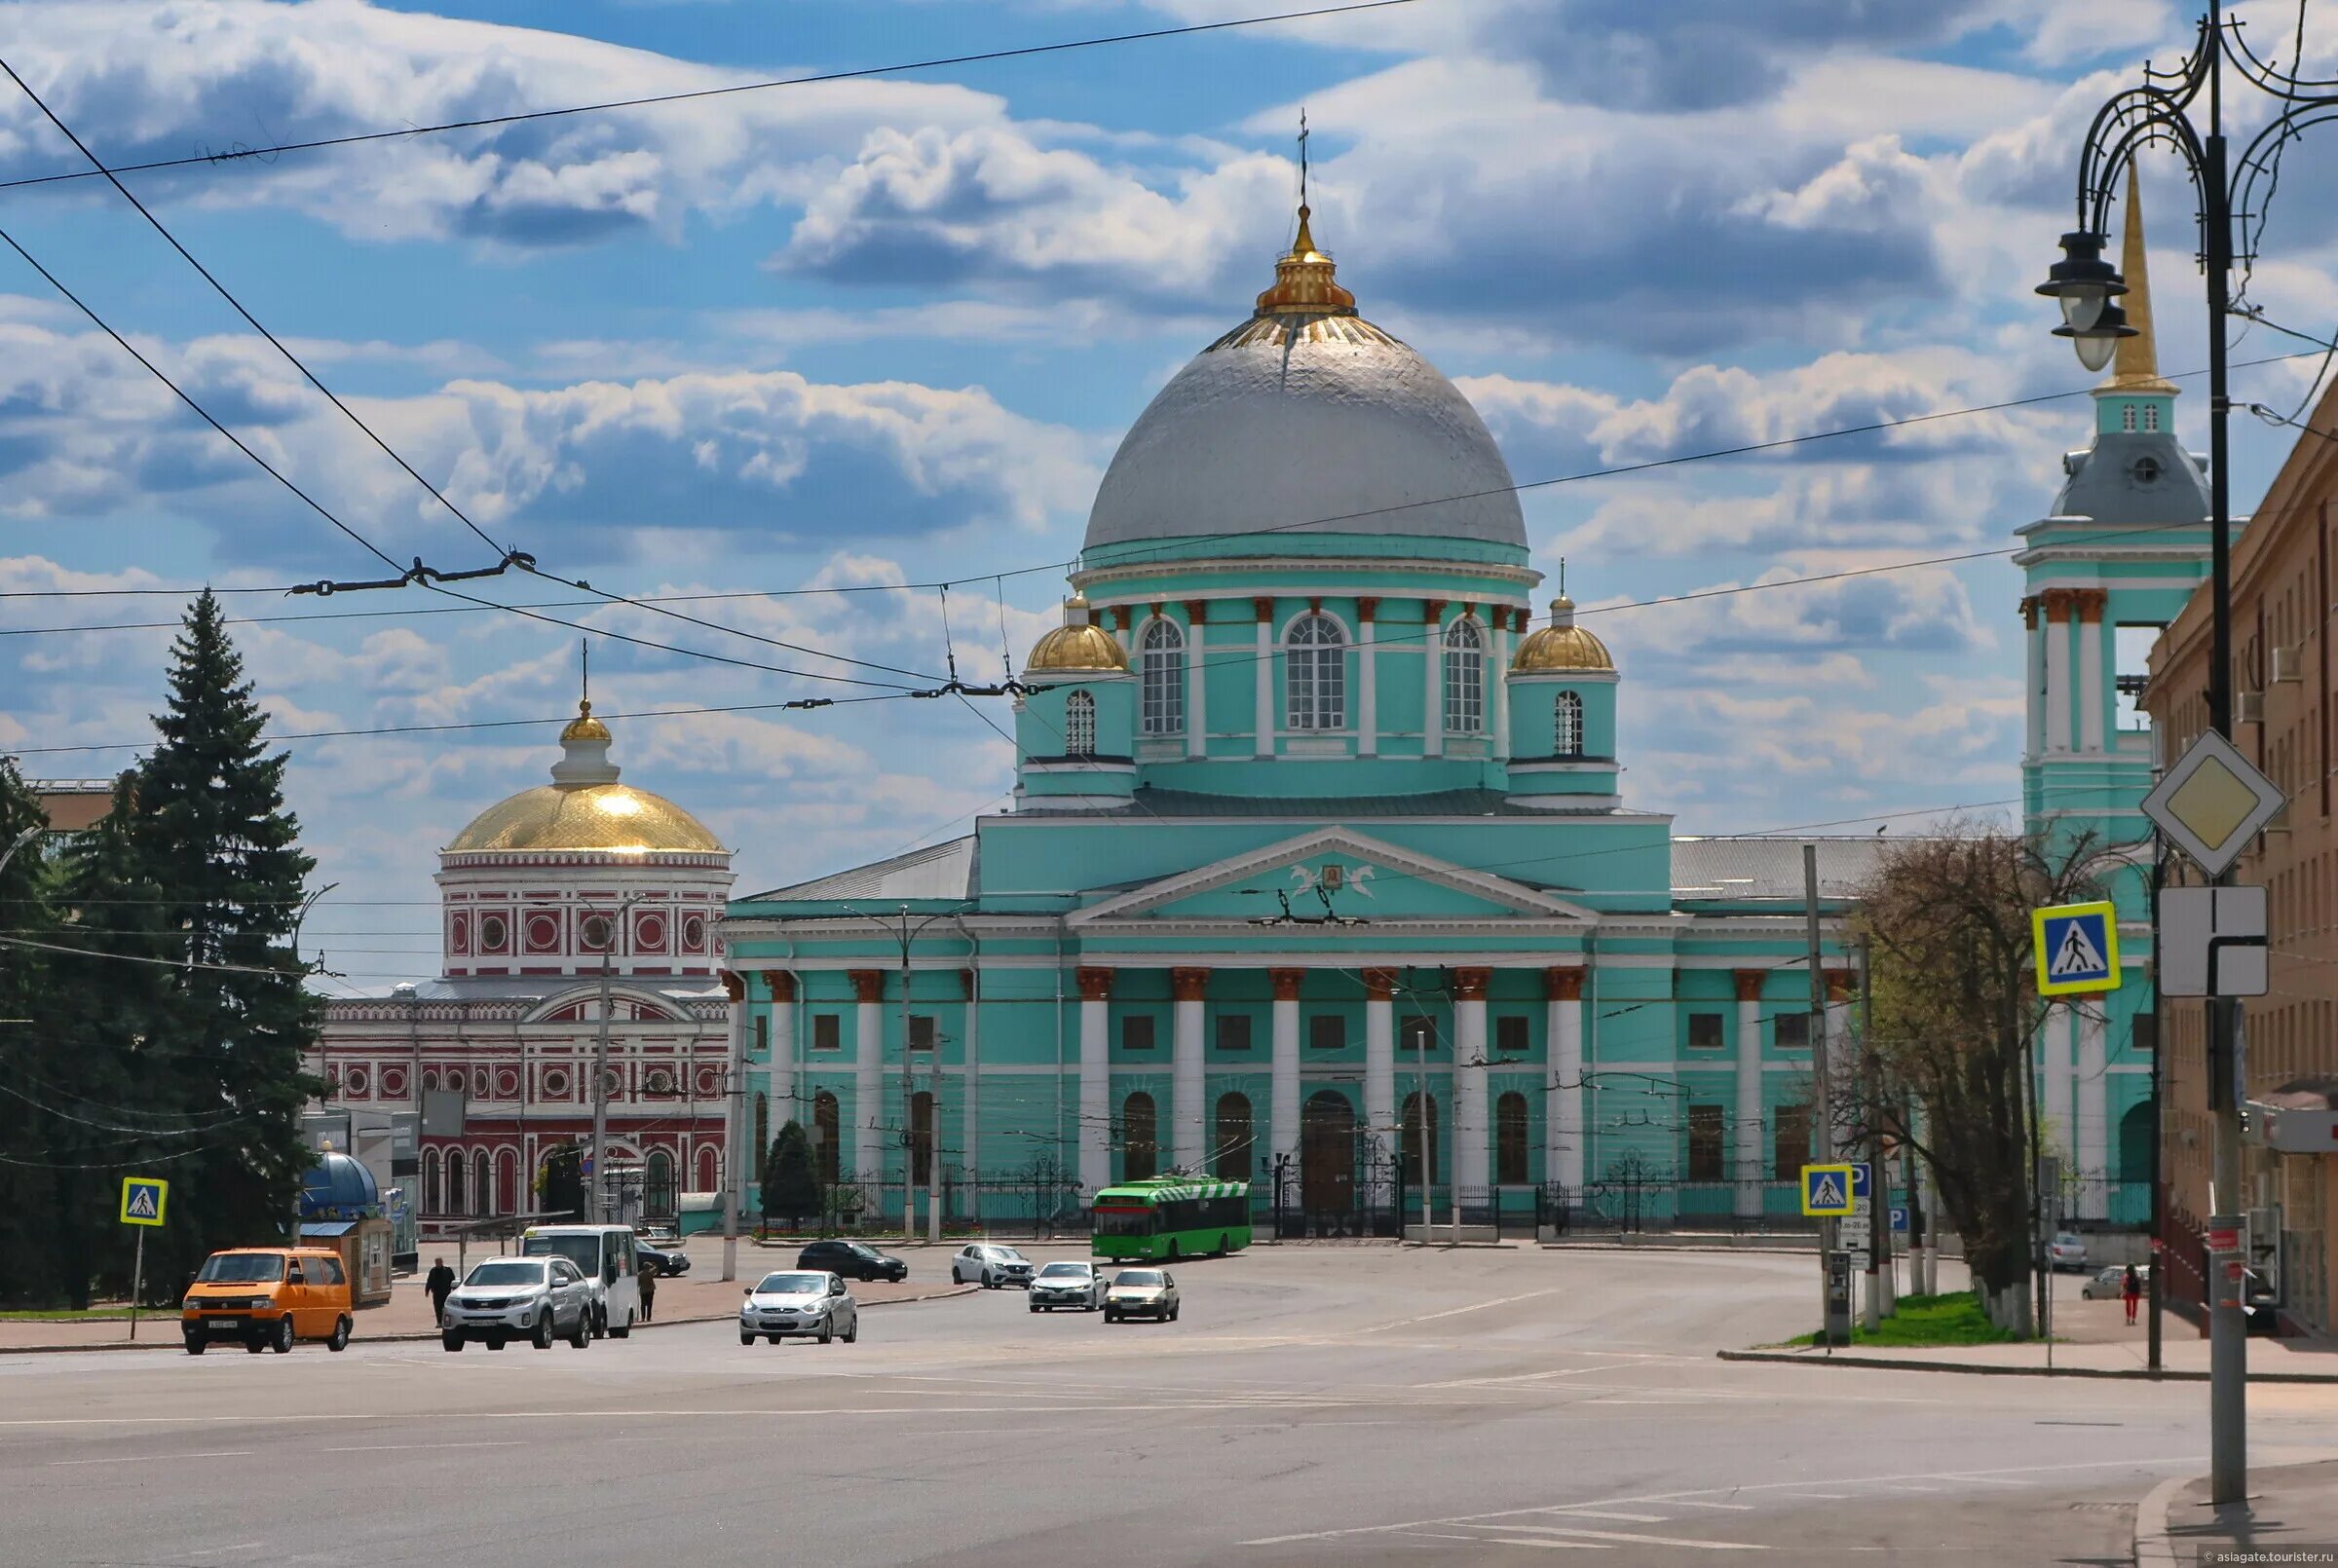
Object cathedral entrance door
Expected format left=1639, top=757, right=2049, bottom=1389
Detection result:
left=1301, top=1091, right=1357, bottom=1216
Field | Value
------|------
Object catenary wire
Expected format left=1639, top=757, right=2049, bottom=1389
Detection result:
left=0, top=1, right=1438, bottom=197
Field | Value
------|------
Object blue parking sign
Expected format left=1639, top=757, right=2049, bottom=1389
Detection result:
left=1850, top=1163, right=1873, bottom=1201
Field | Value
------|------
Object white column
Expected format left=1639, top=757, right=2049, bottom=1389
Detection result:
left=1358, top=605, right=1379, bottom=758
left=769, top=975, right=797, bottom=1135
left=2024, top=602, right=2046, bottom=760
left=1078, top=972, right=1111, bottom=1195
left=1254, top=603, right=1274, bottom=758
left=853, top=986, right=884, bottom=1193
left=1454, top=974, right=1490, bottom=1200
left=1734, top=977, right=1764, bottom=1218
left=1172, top=969, right=1206, bottom=1173
left=1423, top=601, right=1445, bottom=758
left=2043, top=596, right=2072, bottom=752
left=1364, top=973, right=1394, bottom=1204
left=1491, top=613, right=1511, bottom=762
left=2078, top=600, right=2106, bottom=753
left=1550, top=974, right=1584, bottom=1193
left=1270, top=971, right=1301, bottom=1176
left=1186, top=614, right=1207, bottom=760
left=2044, top=1007, right=2075, bottom=1156
left=960, top=971, right=979, bottom=1215
left=2077, top=1010, right=2109, bottom=1219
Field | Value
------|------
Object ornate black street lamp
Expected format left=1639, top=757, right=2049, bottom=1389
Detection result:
left=2037, top=1, right=2336, bottom=1504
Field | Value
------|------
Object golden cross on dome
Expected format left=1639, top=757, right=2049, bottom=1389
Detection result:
left=1299, top=107, right=1309, bottom=212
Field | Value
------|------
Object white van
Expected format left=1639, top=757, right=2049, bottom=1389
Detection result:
left=520, top=1225, right=642, bottom=1338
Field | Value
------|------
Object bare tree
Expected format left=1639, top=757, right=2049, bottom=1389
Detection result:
left=1857, top=821, right=2103, bottom=1334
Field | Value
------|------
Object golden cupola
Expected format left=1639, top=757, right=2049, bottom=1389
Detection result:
left=444, top=700, right=724, bottom=854
left=1511, top=596, right=1614, bottom=673
left=1253, top=205, right=1357, bottom=318
left=1023, top=594, right=1129, bottom=674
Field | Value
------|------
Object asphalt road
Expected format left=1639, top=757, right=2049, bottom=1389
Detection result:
left=4, top=1244, right=2334, bottom=1566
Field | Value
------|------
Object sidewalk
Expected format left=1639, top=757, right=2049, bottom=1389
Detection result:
left=0, top=1270, right=970, bottom=1354
left=2136, top=1455, right=2338, bottom=1566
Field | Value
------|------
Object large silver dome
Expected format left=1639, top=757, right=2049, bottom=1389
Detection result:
left=1081, top=211, right=1527, bottom=562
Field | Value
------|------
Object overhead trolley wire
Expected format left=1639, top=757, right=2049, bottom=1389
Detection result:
left=0, top=0, right=1438, bottom=197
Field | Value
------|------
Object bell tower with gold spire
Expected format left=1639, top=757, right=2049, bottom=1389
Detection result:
left=2014, top=164, right=2213, bottom=1224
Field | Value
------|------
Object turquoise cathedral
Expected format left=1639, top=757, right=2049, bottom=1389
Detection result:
left=721, top=206, right=1877, bottom=1227
left=2017, top=173, right=2212, bottom=1224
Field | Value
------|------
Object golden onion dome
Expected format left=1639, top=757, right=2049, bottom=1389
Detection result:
left=559, top=700, right=612, bottom=744
left=1253, top=205, right=1357, bottom=318
left=444, top=702, right=724, bottom=855
left=1024, top=594, right=1129, bottom=673
left=1511, top=595, right=1614, bottom=674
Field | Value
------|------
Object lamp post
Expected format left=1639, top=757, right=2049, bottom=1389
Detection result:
left=587, top=892, right=649, bottom=1225
left=2033, top=4, right=2324, bottom=1502
left=839, top=901, right=971, bottom=1239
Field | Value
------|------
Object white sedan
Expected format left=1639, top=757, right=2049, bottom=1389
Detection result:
left=740, top=1271, right=859, bottom=1345
left=1028, top=1260, right=1106, bottom=1312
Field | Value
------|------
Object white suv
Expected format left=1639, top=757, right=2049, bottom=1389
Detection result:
left=441, top=1257, right=593, bottom=1352
left=953, top=1244, right=1035, bottom=1288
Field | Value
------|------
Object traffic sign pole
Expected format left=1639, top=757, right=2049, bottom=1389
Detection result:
left=1804, top=845, right=1848, bottom=1348
left=129, top=1230, right=144, bottom=1343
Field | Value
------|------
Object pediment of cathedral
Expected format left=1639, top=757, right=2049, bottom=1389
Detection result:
left=1069, top=827, right=1595, bottom=927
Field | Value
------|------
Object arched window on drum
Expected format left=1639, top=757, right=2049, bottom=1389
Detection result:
left=1554, top=691, right=1584, bottom=757
left=1140, top=618, right=1185, bottom=736
left=1064, top=690, right=1097, bottom=757
left=1285, top=614, right=1345, bottom=730
left=1443, top=616, right=1485, bottom=734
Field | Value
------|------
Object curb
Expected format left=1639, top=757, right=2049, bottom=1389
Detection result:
left=2132, top=1470, right=2190, bottom=1568
left=1716, top=1348, right=2338, bottom=1384
left=0, top=1283, right=978, bottom=1357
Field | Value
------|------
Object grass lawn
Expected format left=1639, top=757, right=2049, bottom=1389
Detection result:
left=0, top=1306, right=141, bottom=1322
left=1785, top=1289, right=2020, bottom=1349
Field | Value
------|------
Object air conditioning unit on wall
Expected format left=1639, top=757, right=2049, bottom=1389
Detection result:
left=2272, top=644, right=2305, bottom=684
left=2237, top=691, right=2267, bottom=725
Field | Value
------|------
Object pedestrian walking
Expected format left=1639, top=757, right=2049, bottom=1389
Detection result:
left=2122, top=1263, right=2142, bottom=1326
left=425, top=1256, right=456, bottom=1325
left=638, top=1259, right=657, bottom=1324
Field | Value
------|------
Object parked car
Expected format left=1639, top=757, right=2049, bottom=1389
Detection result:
left=636, top=1222, right=681, bottom=1246
left=797, top=1240, right=908, bottom=1283
left=180, top=1247, right=355, bottom=1356
left=1029, top=1260, right=1106, bottom=1312
left=953, top=1244, right=1035, bottom=1288
left=2081, top=1264, right=2149, bottom=1299
left=635, top=1241, right=689, bottom=1278
left=440, top=1256, right=594, bottom=1353
left=1104, top=1267, right=1179, bottom=1324
left=740, top=1270, right=859, bottom=1345
left=2048, top=1233, right=2089, bottom=1272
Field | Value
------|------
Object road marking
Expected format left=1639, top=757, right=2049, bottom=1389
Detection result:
left=1670, top=1501, right=1754, bottom=1511
left=1466, top=1538, right=1607, bottom=1551
left=49, top=1449, right=252, bottom=1466
left=1479, top=1524, right=1764, bottom=1550
left=1580, top=1398, right=1706, bottom=1406
left=1881, top=1484, right=1939, bottom=1493
left=1239, top=1457, right=2202, bottom=1548
left=319, top=1440, right=523, bottom=1454
left=1544, top=1510, right=1673, bottom=1522
left=1364, top=1289, right=1565, bottom=1333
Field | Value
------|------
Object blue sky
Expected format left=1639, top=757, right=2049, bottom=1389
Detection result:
left=4, top=0, right=2333, bottom=989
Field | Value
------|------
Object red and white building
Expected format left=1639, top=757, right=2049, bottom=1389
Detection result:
left=310, top=703, right=737, bottom=1230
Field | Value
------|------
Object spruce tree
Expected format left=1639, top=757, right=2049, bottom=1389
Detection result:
left=133, top=591, right=321, bottom=1287
left=0, top=760, right=60, bottom=1305
left=43, top=776, right=183, bottom=1306
left=764, top=1120, right=819, bottom=1228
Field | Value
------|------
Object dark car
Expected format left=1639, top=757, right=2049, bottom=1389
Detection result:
left=635, top=1241, right=689, bottom=1278
left=796, top=1240, right=908, bottom=1284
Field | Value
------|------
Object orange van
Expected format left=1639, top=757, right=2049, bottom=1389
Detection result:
left=180, top=1247, right=355, bottom=1355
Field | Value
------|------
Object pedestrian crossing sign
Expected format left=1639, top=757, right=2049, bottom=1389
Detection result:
left=1800, top=1163, right=1856, bottom=1216
left=119, top=1176, right=168, bottom=1228
left=2033, top=900, right=2121, bottom=996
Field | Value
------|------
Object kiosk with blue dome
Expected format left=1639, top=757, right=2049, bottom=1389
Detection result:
left=299, top=1150, right=395, bottom=1304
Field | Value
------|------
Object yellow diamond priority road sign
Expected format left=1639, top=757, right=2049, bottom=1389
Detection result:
left=2141, top=729, right=2287, bottom=879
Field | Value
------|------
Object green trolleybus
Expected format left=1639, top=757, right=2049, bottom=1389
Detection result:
left=1091, top=1176, right=1253, bottom=1262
